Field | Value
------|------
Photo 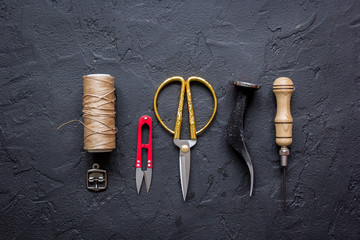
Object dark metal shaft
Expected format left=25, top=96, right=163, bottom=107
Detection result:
left=279, top=146, right=289, bottom=210
left=283, top=167, right=286, bottom=210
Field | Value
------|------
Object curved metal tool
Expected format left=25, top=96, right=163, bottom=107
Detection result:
left=226, top=81, right=260, bottom=196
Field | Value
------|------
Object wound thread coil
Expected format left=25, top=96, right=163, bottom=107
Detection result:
left=83, top=74, right=117, bottom=152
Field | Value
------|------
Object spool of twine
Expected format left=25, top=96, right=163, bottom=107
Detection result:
left=82, top=74, right=116, bottom=152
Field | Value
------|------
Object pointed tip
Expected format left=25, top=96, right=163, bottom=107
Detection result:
left=136, top=169, right=144, bottom=195
left=136, top=186, right=140, bottom=194
left=249, top=177, right=253, bottom=197
left=136, top=184, right=141, bottom=194
left=144, top=170, right=152, bottom=194
left=136, top=182, right=141, bottom=194
left=182, top=188, right=188, bottom=201
left=249, top=185, right=253, bottom=197
left=249, top=171, right=254, bottom=197
left=136, top=185, right=141, bottom=194
left=181, top=185, right=187, bottom=201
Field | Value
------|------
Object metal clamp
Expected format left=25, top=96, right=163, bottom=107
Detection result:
left=87, top=163, right=107, bottom=191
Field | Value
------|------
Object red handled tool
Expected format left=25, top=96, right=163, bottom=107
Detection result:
left=136, top=115, right=153, bottom=194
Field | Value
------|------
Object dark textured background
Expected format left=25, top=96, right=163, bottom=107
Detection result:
left=1, top=0, right=359, bottom=239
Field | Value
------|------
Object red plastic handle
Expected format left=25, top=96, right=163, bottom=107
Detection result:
left=136, top=115, right=153, bottom=169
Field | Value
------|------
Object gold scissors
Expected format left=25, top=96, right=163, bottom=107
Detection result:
left=154, top=76, right=217, bottom=201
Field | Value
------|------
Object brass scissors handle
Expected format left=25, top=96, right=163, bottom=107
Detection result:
left=153, top=76, right=217, bottom=140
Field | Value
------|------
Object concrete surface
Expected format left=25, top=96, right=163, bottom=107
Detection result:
left=1, top=0, right=359, bottom=239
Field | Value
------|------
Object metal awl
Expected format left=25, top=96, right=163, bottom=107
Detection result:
left=273, top=77, right=294, bottom=209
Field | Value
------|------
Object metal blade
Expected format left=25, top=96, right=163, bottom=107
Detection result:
left=173, top=139, right=196, bottom=201
left=179, top=151, right=190, bottom=201
left=226, top=87, right=256, bottom=197
left=228, top=133, right=254, bottom=196
left=144, top=168, right=152, bottom=193
left=136, top=168, right=143, bottom=194
left=243, top=149, right=254, bottom=196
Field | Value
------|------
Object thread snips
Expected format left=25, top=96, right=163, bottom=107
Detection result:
left=136, top=115, right=153, bottom=194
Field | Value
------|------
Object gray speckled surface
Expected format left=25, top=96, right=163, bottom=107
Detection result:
left=1, top=0, right=359, bottom=239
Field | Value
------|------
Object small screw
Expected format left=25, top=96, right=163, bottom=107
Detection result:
left=181, top=145, right=189, bottom=153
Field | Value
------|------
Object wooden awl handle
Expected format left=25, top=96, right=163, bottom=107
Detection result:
left=273, top=77, right=294, bottom=147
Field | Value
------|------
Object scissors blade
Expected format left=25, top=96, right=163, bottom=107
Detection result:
left=144, top=168, right=152, bottom=193
left=136, top=168, right=144, bottom=194
left=174, top=139, right=196, bottom=201
left=179, top=151, right=191, bottom=201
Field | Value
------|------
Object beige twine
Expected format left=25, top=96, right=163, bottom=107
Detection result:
left=58, top=74, right=117, bottom=152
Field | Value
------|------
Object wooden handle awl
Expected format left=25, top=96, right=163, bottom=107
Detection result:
left=273, top=77, right=294, bottom=147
